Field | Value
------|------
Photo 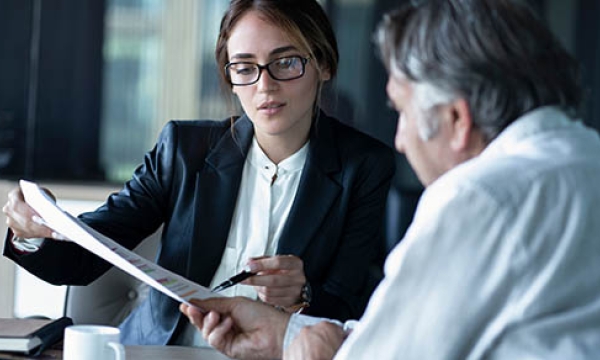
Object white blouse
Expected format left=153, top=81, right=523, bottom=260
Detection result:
left=177, top=136, right=308, bottom=346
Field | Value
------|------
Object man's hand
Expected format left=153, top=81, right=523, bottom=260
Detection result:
left=2, top=187, right=60, bottom=240
left=180, top=297, right=291, bottom=360
left=243, top=255, right=306, bottom=309
left=284, top=321, right=346, bottom=360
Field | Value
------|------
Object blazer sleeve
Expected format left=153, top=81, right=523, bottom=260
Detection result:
left=2, top=122, right=181, bottom=286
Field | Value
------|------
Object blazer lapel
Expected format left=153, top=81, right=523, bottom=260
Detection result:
left=277, top=113, right=342, bottom=256
left=187, top=116, right=254, bottom=285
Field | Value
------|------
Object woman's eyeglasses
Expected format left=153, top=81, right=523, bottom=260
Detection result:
left=225, top=56, right=311, bottom=86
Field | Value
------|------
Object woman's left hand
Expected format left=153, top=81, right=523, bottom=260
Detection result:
left=243, top=255, right=307, bottom=309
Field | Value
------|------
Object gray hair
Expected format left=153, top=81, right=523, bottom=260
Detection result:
left=375, top=0, right=582, bottom=143
left=411, top=77, right=456, bottom=140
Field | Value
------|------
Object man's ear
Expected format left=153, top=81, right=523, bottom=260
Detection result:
left=448, top=98, right=473, bottom=151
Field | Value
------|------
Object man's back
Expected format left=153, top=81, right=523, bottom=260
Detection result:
left=335, top=107, right=600, bottom=359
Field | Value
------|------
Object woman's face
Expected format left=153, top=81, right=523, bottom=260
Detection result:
left=227, top=11, right=329, bottom=145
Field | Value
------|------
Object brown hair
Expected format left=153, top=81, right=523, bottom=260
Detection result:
left=215, top=0, right=339, bottom=116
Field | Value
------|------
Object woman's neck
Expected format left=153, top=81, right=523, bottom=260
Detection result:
left=255, top=131, right=310, bottom=164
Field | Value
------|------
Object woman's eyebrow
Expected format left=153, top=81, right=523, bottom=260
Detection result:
left=229, top=45, right=299, bottom=61
left=229, top=53, right=254, bottom=61
left=270, top=45, right=298, bottom=56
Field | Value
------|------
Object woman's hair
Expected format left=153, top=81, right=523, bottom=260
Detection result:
left=216, top=0, right=339, bottom=116
left=375, top=0, right=583, bottom=143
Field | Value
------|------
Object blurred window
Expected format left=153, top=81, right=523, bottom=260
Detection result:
left=100, top=0, right=229, bottom=182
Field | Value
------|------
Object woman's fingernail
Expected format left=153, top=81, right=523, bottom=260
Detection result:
left=247, top=263, right=260, bottom=272
left=51, top=232, right=68, bottom=241
left=32, top=215, right=44, bottom=225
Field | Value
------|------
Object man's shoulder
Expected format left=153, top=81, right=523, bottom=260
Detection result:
left=432, top=143, right=600, bottom=212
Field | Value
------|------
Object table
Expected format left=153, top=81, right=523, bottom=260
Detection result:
left=0, top=318, right=232, bottom=360
left=129, top=346, right=232, bottom=360
left=0, top=345, right=232, bottom=359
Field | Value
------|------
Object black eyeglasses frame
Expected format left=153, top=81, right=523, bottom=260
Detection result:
left=225, top=56, right=311, bottom=86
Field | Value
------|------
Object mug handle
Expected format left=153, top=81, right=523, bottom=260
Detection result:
left=107, top=341, right=126, bottom=360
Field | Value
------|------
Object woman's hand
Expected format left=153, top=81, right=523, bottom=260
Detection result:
left=243, top=255, right=307, bottom=310
left=2, top=186, right=64, bottom=240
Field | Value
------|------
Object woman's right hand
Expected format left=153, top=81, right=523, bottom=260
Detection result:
left=2, top=186, right=59, bottom=240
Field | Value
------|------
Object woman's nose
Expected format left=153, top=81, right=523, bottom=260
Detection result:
left=256, top=68, right=278, bottom=91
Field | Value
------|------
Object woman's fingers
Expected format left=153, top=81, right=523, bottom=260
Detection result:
left=247, top=255, right=304, bottom=273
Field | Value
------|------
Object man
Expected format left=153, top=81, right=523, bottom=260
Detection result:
left=180, top=0, right=600, bottom=358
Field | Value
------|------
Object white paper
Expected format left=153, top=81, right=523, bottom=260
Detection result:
left=20, top=180, right=218, bottom=306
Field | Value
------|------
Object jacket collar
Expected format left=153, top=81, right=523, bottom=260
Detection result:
left=192, top=110, right=343, bottom=272
left=277, top=110, right=343, bottom=255
left=205, top=110, right=341, bottom=175
left=205, top=115, right=255, bottom=170
left=306, top=109, right=342, bottom=175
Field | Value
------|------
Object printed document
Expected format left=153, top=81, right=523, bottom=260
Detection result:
left=19, top=180, right=218, bottom=305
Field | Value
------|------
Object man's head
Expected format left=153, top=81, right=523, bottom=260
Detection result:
left=375, top=0, right=582, bottom=186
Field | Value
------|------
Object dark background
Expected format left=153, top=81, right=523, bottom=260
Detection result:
left=1, top=0, right=598, bottom=182
left=0, top=0, right=598, bottom=248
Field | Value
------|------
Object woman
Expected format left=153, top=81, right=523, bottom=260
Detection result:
left=3, top=0, right=394, bottom=346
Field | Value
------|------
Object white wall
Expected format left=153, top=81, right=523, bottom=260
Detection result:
left=0, top=181, right=119, bottom=318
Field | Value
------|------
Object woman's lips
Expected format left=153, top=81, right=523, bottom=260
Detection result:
left=258, top=101, right=285, bottom=115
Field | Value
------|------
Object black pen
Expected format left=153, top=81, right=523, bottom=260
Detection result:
left=211, top=270, right=257, bottom=293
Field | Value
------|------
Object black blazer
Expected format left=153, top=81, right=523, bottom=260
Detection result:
left=4, top=111, right=394, bottom=345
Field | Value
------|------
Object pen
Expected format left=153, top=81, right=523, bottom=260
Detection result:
left=211, top=270, right=257, bottom=293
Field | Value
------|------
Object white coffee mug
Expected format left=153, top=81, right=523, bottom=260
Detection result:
left=63, top=325, right=125, bottom=360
